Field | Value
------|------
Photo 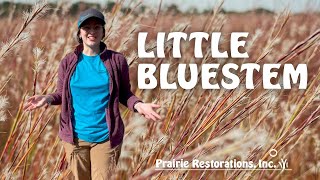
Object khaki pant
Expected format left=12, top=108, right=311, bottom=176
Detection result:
left=61, top=138, right=122, bottom=180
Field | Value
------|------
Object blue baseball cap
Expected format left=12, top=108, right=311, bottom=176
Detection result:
left=78, top=8, right=105, bottom=28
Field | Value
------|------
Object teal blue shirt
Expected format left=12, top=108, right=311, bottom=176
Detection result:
left=70, top=53, right=110, bottom=143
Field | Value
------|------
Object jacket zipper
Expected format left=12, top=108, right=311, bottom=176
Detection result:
left=68, top=59, right=78, bottom=144
left=104, top=59, right=113, bottom=143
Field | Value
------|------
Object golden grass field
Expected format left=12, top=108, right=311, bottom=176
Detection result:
left=0, top=1, right=319, bottom=179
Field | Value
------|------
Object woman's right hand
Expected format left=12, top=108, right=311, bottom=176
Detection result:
left=23, top=95, right=52, bottom=111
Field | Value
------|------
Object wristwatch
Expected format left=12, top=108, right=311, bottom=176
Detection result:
left=46, top=95, right=53, bottom=106
left=133, top=100, right=143, bottom=112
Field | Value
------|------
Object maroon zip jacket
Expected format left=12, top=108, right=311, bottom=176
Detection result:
left=48, top=42, right=142, bottom=148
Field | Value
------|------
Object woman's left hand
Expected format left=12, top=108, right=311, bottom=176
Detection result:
left=134, top=102, right=162, bottom=121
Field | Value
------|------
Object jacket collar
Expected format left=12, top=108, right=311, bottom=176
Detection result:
left=74, top=42, right=109, bottom=61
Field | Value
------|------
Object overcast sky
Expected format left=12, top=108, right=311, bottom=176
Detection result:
left=3, top=0, right=320, bottom=13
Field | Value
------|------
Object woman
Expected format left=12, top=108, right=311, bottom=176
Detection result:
left=23, top=8, right=161, bottom=180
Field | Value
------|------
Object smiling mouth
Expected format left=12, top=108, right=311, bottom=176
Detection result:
left=88, top=36, right=96, bottom=41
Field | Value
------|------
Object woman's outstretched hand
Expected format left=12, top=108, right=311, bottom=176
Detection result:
left=23, top=95, right=52, bottom=111
left=134, top=102, right=162, bottom=121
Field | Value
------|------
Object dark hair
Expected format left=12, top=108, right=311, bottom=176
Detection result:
left=77, top=27, right=105, bottom=43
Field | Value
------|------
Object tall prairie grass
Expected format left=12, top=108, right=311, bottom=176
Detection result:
left=0, top=1, right=319, bottom=179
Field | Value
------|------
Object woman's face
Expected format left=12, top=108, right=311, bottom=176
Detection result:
left=79, top=18, right=104, bottom=48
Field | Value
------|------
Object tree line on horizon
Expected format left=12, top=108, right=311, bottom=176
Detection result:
left=0, top=1, right=276, bottom=18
